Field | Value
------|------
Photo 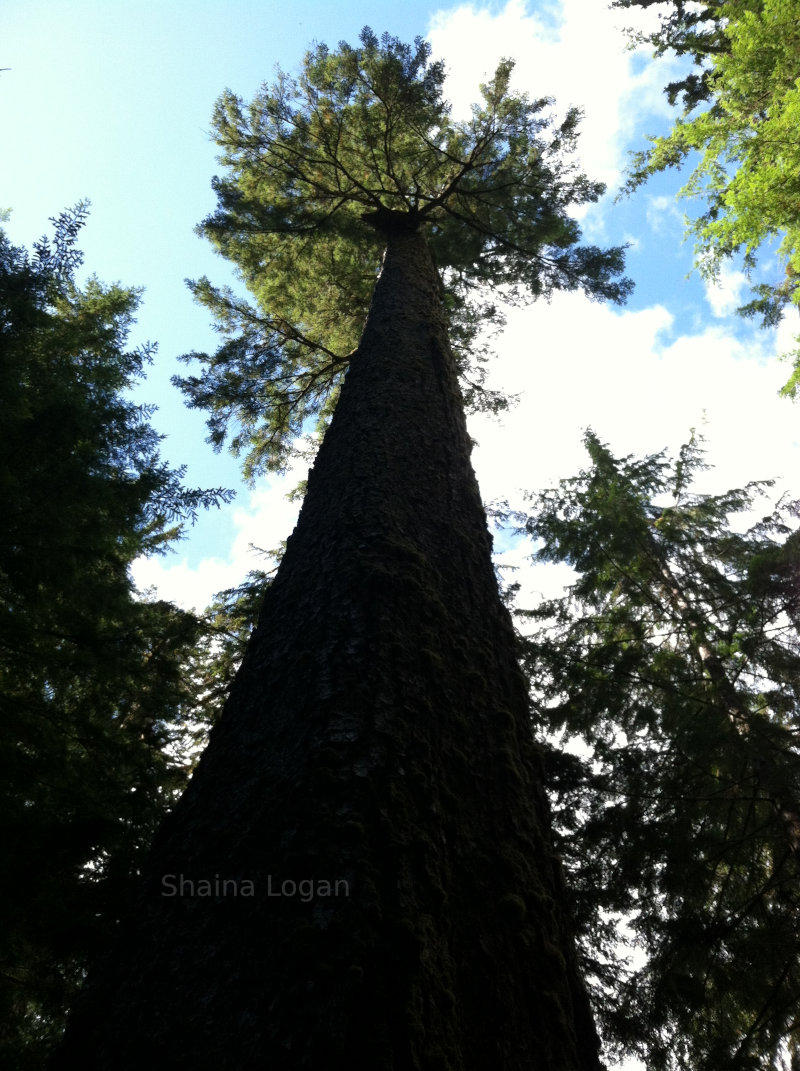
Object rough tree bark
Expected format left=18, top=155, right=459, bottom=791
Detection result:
left=56, top=221, right=602, bottom=1070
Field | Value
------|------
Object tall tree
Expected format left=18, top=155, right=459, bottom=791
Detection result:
left=511, top=431, right=800, bottom=1070
left=614, top=0, right=800, bottom=392
left=0, top=207, right=231, bottom=1068
left=57, top=31, right=630, bottom=1069
left=175, top=27, right=629, bottom=477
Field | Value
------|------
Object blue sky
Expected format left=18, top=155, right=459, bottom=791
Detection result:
left=6, top=7, right=796, bottom=1064
left=4, top=0, right=799, bottom=619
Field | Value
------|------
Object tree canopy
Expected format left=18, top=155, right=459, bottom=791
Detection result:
left=615, top=0, right=800, bottom=392
left=508, top=431, right=800, bottom=1070
left=175, top=27, right=631, bottom=478
left=0, top=206, right=232, bottom=1067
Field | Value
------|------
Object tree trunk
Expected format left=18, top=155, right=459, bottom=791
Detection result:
left=56, top=224, right=601, bottom=1070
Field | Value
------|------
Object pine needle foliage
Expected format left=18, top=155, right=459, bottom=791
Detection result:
left=510, top=430, right=800, bottom=1071
left=0, top=206, right=232, bottom=1067
left=175, top=27, right=631, bottom=478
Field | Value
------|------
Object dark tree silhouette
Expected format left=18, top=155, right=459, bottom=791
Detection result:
left=56, top=31, right=629, bottom=1069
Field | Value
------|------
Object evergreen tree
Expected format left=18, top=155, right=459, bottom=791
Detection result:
left=511, top=431, right=800, bottom=1070
left=175, top=27, right=630, bottom=476
left=56, top=30, right=630, bottom=1069
left=0, top=206, right=232, bottom=1068
left=612, top=0, right=732, bottom=111
left=614, top=0, right=800, bottom=391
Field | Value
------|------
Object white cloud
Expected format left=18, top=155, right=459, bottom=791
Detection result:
left=423, top=3, right=799, bottom=526
left=135, top=1, right=800, bottom=625
left=467, top=290, right=799, bottom=512
left=703, top=262, right=748, bottom=318
left=645, top=193, right=683, bottom=235
left=131, top=553, right=238, bottom=612
left=130, top=466, right=303, bottom=612
left=621, top=231, right=642, bottom=253
left=427, top=0, right=680, bottom=188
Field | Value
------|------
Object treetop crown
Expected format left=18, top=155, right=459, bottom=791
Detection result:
left=177, top=28, right=631, bottom=477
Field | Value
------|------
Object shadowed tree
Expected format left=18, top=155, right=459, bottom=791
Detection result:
left=0, top=207, right=232, bottom=1068
left=511, top=431, right=800, bottom=1070
left=56, top=31, right=630, bottom=1069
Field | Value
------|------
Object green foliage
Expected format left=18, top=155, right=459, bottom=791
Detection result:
left=185, top=566, right=274, bottom=732
left=612, top=0, right=734, bottom=110
left=176, top=27, right=631, bottom=478
left=617, top=0, right=800, bottom=392
left=0, top=206, right=232, bottom=1066
left=510, top=431, right=800, bottom=1070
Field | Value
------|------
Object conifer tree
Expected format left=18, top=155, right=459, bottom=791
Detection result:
left=512, top=431, right=800, bottom=1070
left=57, top=31, right=630, bottom=1069
left=175, top=27, right=630, bottom=476
left=0, top=207, right=231, bottom=1068
left=615, top=0, right=800, bottom=391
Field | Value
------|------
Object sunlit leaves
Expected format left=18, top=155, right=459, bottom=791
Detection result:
left=177, top=27, right=630, bottom=477
left=618, top=0, right=800, bottom=391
